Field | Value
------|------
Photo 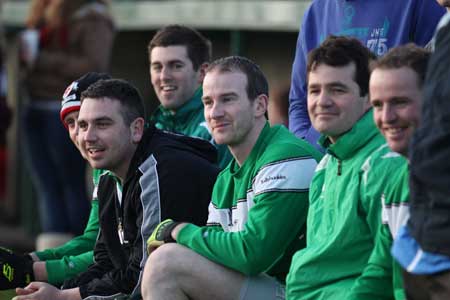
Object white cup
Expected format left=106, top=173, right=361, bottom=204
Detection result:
left=20, top=29, right=40, bottom=67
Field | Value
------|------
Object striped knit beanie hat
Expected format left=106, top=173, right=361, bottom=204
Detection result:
left=60, top=72, right=111, bottom=125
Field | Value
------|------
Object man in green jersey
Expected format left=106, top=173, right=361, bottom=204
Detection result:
left=0, top=72, right=110, bottom=290
left=285, top=36, right=406, bottom=300
left=349, top=45, right=430, bottom=300
left=148, top=25, right=231, bottom=168
left=141, top=56, right=322, bottom=300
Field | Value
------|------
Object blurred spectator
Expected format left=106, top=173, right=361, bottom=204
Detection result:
left=0, top=46, right=11, bottom=201
left=268, top=84, right=289, bottom=127
left=21, top=0, right=115, bottom=237
left=288, top=0, right=445, bottom=150
left=0, top=0, right=11, bottom=202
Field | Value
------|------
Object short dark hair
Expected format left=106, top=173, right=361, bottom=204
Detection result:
left=148, top=25, right=212, bottom=71
left=206, top=56, right=269, bottom=101
left=81, top=79, right=145, bottom=125
left=371, top=43, right=430, bottom=88
left=307, top=35, right=373, bottom=97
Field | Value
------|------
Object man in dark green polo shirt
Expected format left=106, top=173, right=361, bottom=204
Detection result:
left=148, top=25, right=231, bottom=168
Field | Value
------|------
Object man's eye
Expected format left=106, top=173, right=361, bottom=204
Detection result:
left=222, top=97, right=234, bottom=102
left=331, top=88, right=345, bottom=94
left=371, top=102, right=382, bottom=109
left=203, top=100, right=212, bottom=107
left=151, top=65, right=162, bottom=72
left=394, top=99, right=409, bottom=106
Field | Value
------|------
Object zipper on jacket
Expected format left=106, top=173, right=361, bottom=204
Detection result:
left=118, top=218, right=126, bottom=244
left=337, top=160, right=342, bottom=176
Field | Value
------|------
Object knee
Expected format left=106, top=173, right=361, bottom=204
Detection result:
left=144, top=243, right=185, bottom=280
left=142, top=243, right=185, bottom=298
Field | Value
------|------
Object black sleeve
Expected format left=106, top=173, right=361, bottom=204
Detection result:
left=63, top=229, right=114, bottom=290
left=157, top=148, right=220, bottom=225
left=408, top=20, right=450, bottom=256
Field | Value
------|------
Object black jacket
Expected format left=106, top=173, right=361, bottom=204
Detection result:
left=408, top=19, right=450, bottom=257
left=64, top=125, right=220, bottom=298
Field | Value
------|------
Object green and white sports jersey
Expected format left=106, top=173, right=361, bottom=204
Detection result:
left=381, top=162, right=409, bottom=238
left=350, top=156, right=409, bottom=300
left=177, top=123, right=322, bottom=282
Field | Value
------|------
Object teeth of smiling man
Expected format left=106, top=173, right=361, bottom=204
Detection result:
left=88, top=148, right=103, bottom=153
left=386, top=127, right=404, bottom=134
left=162, top=86, right=176, bottom=91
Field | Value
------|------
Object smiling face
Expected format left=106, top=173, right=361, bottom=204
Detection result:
left=202, top=70, right=266, bottom=154
left=307, top=63, right=370, bottom=143
left=150, top=45, right=204, bottom=112
left=370, top=67, right=422, bottom=156
left=77, top=97, right=142, bottom=179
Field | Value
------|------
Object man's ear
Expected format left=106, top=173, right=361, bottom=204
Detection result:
left=197, top=63, right=209, bottom=84
left=130, top=117, right=145, bottom=143
left=254, top=94, right=268, bottom=118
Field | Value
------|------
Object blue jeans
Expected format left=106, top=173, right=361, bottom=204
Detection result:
left=23, top=101, right=90, bottom=235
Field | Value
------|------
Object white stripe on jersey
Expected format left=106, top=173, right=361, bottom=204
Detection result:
left=253, top=157, right=317, bottom=194
left=207, top=157, right=316, bottom=232
left=382, top=197, right=410, bottom=238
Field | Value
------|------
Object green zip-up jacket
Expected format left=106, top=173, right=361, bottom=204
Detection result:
left=177, top=123, right=322, bottom=282
left=350, top=158, right=409, bottom=300
left=151, top=88, right=232, bottom=169
left=286, top=110, right=404, bottom=299
left=34, top=169, right=104, bottom=285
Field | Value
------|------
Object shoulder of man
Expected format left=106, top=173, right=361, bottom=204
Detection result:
left=153, top=129, right=217, bottom=164
left=96, top=170, right=121, bottom=200
left=252, top=130, right=320, bottom=195
left=260, top=125, right=322, bottom=161
left=361, top=143, right=407, bottom=186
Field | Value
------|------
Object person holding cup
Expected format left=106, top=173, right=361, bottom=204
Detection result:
left=21, top=0, right=115, bottom=241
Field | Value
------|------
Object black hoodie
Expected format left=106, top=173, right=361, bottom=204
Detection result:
left=63, top=125, right=220, bottom=299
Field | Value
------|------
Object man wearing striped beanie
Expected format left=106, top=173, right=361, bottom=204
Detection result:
left=0, top=72, right=110, bottom=291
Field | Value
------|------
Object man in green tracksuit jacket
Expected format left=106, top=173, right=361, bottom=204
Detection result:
left=0, top=73, right=109, bottom=290
left=141, top=56, right=322, bottom=300
left=286, top=36, right=405, bottom=300
left=349, top=45, right=430, bottom=300
left=148, top=25, right=231, bottom=168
